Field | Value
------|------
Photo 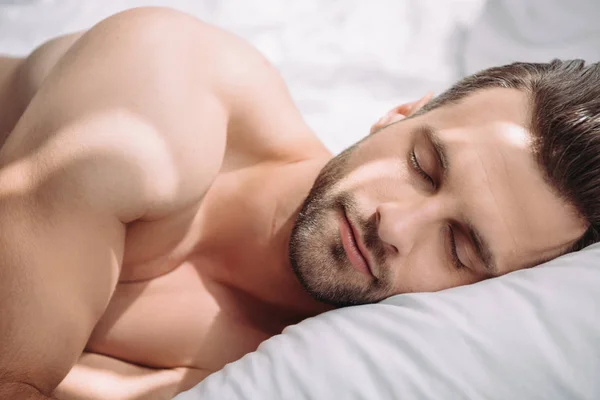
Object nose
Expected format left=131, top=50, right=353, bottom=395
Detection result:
left=376, top=198, right=445, bottom=256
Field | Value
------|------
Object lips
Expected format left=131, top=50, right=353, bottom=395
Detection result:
left=339, top=211, right=374, bottom=277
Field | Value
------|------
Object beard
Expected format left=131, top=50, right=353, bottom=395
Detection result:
left=289, top=145, right=393, bottom=307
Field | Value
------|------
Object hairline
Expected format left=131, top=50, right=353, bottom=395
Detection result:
left=410, top=85, right=591, bottom=257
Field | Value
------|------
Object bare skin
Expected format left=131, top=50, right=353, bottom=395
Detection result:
left=0, top=8, right=332, bottom=399
left=0, top=7, right=586, bottom=400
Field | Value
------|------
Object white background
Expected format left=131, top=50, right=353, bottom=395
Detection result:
left=2, top=0, right=599, bottom=154
left=0, top=0, right=486, bottom=154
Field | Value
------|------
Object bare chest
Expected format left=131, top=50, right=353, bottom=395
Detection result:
left=86, top=164, right=287, bottom=372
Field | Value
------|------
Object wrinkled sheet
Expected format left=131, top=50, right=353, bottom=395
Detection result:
left=0, top=0, right=488, bottom=153
left=2, top=0, right=598, bottom=153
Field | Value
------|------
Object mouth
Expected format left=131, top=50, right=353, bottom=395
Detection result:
left=339, top=210, right=374, bottom=277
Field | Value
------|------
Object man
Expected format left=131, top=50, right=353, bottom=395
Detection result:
left=0, top=7, right=596, bottom=400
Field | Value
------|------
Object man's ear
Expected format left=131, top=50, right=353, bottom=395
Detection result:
left=370, top=92, right=434, bottom=134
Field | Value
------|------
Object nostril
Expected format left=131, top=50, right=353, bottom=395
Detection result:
left=375, top=207, right=398, bottom=255
left=387, top=243, right=399, bottom=255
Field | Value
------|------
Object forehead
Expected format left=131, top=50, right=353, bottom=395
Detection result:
left=418, top=88, right=585, bottom=271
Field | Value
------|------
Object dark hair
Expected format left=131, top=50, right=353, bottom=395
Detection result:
left=418, top=59, right=600, bottom=253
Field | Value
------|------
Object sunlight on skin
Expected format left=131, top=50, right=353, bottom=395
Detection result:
left=328, top=121, right=534, bottom=204
left=0, top=108, right=181, bottom=201
left=336, top=157, right=405, bottom=194
left=444, top=123, right=582, bottom=266
left=0, top=159, right=33, bottom=197
left=55, top=354, right=188, bottom=399
left=500, top=122, right=533, bottom=149
left=310, top=88, right=586, bottom=284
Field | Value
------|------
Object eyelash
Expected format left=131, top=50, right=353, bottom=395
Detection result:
left=410, top=150, right=464, bottom=271
left=448, top=227, right=467, bottom=270
left=409, top=150, right=435, bottom=188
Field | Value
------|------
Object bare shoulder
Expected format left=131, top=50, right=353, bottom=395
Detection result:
left=3, top=7, right=232, bottom=219
left=0, top=8, right=325, bottom=396
left=0, top=9, right=234, bottom=395
left=102, top=7, right=328, bottom=164
left=5, top=7, right=325, bottom=214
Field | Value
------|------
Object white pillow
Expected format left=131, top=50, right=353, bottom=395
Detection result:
left=177, top=243, right=600, bottom=400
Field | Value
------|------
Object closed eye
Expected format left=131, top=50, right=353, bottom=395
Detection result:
left=448, top=225, right=468, bottom=271
left=409, top=150, right=435, bottom=188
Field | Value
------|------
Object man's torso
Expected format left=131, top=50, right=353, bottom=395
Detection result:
left=0, top=8, right=331, bottom=397
left=87, top=159, right=304, bottom=373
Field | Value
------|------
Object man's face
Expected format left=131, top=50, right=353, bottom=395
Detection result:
left=289, top=88, right=586, bottom=306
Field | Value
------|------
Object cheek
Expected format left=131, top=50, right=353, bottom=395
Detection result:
left=390, top=247, right=441, bottom=293
left=336, top=143, right=413, bottom=200
left=344, top=159, right=407, bottom=190
left=389, top=241, right=477, bottom=294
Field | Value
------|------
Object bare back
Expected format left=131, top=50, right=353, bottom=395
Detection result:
left=0, top=7, right=328, bottom=399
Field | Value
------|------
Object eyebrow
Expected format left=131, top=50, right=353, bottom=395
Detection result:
left=418, top=124, right=498, bottom=275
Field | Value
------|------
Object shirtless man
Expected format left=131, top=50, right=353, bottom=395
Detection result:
left=0, top=7, right=596, bottom=400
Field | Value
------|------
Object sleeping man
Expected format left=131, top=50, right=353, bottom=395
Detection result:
left=1, top=7, right=598, bottom=400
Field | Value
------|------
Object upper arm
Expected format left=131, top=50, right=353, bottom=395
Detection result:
left=4, top=7, right=230, bottom=219
left=0, top=8, right=234, bottom=395
left=0, top=155, right=127, bottom=394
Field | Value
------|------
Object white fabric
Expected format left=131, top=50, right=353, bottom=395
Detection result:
left=0, top=0, right=485, bottom=154
left=184, top=244, right=600, bottom=399
left=464, top=0, right=600, bottom=74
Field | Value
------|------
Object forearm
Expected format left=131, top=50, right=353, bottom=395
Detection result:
left=0, top=382, right=56, bottom=400
left=53, top=353, right=211, bottom=400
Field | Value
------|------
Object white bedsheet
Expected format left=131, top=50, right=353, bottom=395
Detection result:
left=4, top=0, right=598, bottom=155
left=0, top=0, right=487, bottom=154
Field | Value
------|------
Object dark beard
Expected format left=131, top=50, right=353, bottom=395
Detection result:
left=289, top=144, right=391, bottom=306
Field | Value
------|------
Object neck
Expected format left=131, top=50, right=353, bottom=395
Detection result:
left=244, top=156, right=336, bottom=321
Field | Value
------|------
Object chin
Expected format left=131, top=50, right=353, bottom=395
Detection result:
left=290, top=252, right=390, bottom=307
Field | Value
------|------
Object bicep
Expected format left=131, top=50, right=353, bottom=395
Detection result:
left=4, top=7, right=228, bottom=218
left=0, top=161, right=126, bottom=394
left=0, top=9, right=234, bottom=392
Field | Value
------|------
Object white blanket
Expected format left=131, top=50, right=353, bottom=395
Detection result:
left=0, top=0, right=487, bottom=154
left=2, top=0, right=598, bottom=151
